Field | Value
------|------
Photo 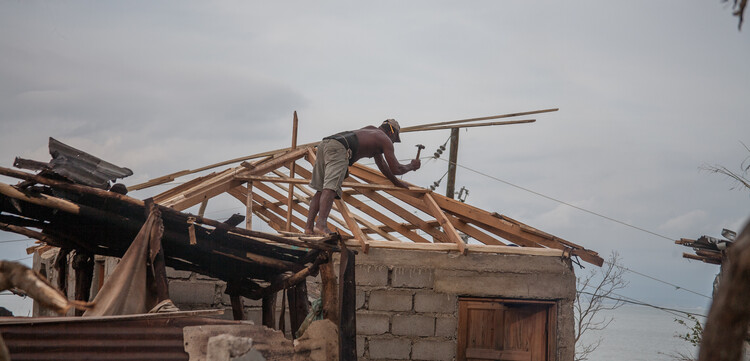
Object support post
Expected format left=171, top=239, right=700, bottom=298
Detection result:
left=246, top=182, right=253, bottom=230
left=230, top=294, right=245, bottom=321
left=72, top=251, right=94, bottom=316
left=286, top=111, right=299, bottom=231
left=338, top=242, right=356, bottom=361
left=287, top=281, right=309, bottom=338
left=262, top=292, right=277, bottom=329
left=446, top=127, right=459, bottom=199
left=320, top=255, right=339, bottom=324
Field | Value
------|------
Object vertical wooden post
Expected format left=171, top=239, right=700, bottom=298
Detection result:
left=286, top=111, right=299, bottom=231
left=287, top=281, right=309, bottom=338
left=338, top=242, right=356, bottom=361
left=262, top=292, right=277, bottom=328
left=151, top=244, right=170, bottom=303
left=320, top=255, right=339, bottom=324
left=72, top=251, right=94, bottom=316
left=230, top=294, right=245, bottom=320
left=446, top=127, right=459, bottom=199
left=246, top=182, right=253, bottom=230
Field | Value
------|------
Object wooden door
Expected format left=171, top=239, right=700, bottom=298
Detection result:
left=457, top=298, right=556, bottom=361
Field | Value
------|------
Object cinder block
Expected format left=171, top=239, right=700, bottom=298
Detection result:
left=368, top=337, right=411, bottom=359
left=357, top=336, right=365, bottom=358
left=412, top=340, right=456, bottom=361
left=166, top=267, right=191, bottom=279
left=414, top=292, right=457, bottom=313
left=169, top=281, right=216, bottom=305
left=391, top=314, right=435, bottom=337
left=392, top=267, right=434, bottom=288
left=368, top=290, right=412, bottom=312
left=355, top=264, right=388, bottom=286
left=356, top=289, right=366, bottom=309
left=435, top=316, right=457, bottom=338
left=356, top=312, right=390, bottom=335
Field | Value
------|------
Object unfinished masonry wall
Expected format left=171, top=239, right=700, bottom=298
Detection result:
left=335, top=246, right=577, bottom=361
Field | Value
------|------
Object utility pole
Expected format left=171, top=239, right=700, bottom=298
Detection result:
left=445, top=127, right=459, bottom=199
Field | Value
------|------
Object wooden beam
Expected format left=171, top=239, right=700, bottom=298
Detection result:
left=338, top=243, right=356, bottom=361
left=445, top=214, right=505, bottom=246
left=335, top=198, right=369, bottom=253
left=286, top=112, right=299, bottom=232
left=341, top=193, right=429, bottom=243
left=406, top=119, right=535, bottom=132
left=399, top=108, right=557, bottom=132
left=423, top=193, right=466, bottom=254
left=236, top=175, right=428, bottom=193
left=245, top=182, right=253, bottom=230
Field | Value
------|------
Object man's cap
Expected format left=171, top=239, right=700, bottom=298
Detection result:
left=383, top=119, right=401, bottom=143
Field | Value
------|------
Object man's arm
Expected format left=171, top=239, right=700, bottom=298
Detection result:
left=381, top=140, right=420, bottom=176
left=374, top=154, right=409, bottom=188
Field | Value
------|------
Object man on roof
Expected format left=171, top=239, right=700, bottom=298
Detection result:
left=304, top=119, right=421, bottom=235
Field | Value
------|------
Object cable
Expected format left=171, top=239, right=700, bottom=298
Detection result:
left=603, top=260, right=712, bottom=300
left=578, top=290, right=707, bottom=319
left=0, top=238, right=33, bottom=244
left=434, top=157, right=715, bottom=300
left=437, top=157, right=676, bottom=242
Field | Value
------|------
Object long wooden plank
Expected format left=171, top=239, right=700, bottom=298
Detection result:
left=285, top=112, right=299, bottom=232
left=423, top=193, right=466, bottom=254
left=238, top=147, right=310, bottom=177
left=335, top=199, right=369, bottom=253
left=400, top=108, right=558, bottom=133
left=236, top=175, right=428, bottom=193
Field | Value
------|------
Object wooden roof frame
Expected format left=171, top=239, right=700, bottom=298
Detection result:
left=143, top=144, right=603, bottom=266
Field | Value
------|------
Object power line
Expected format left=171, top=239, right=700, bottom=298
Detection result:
left=438, top=157, right=676, bottom=242
left=603, top=260, right=712, bottom=300
left=578, top=290, right=707, bottom=320
left=435, top=157, right=715, bottom=300
left=0, top=238, right=33, bottom=244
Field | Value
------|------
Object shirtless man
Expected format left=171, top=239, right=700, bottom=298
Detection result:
left=304, top=119, right=421, bottom=235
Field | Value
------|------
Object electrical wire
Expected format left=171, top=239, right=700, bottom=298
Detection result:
left=436, top=157, right=676, bottom=242
left=578, top=290, right=707, bottom=320
left=431, top=157, right=715, bottom=300
left=0, top=238, right=33, bottom=244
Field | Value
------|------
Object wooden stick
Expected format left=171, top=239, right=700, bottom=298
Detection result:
left=246, top=182, right=253, bottom=230
left=335, top=198, right=369, bottom=253
left=422, top=193, right=466, bottom=254
left=399, top=108, right=557, bottom=132
left=235, top=175, right=428, bottom=193
left=286, top=112, right=299, bottom=232
left=406, top=119, right=535, bottom=132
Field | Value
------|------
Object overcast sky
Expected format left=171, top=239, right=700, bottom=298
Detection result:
left=1, top=1, right=748, bottom=316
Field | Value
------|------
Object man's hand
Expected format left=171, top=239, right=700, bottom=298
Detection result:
left=410, top=158, right=421, bottom=171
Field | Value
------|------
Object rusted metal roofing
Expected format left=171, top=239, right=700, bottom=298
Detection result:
left=13, top=137, right=133, bottom=189
left=0, top=312, right=248, bottom=361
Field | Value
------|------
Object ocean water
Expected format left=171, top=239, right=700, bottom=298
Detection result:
left=579, top=304, right=704, bottom=361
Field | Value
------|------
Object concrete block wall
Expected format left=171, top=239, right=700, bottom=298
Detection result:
left=326, top=247, right=577, bottom=361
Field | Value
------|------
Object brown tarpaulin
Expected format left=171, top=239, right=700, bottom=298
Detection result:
left=83, top=205, right=163, bottom=317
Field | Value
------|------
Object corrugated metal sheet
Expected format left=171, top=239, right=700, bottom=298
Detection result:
left=47, top=137, right=133, bottom=189
left=0, top=313, right=246, bottom=361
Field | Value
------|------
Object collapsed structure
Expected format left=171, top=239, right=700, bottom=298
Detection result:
left=0, top=110, right=603, bottom=361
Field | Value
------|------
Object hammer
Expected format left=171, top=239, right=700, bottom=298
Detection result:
left=415, top=144, right=425, bottom=159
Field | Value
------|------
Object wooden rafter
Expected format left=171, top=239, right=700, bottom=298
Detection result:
left=335, top=199, right=369, bottom=253
left=422, top=193, right=466, bottom=254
